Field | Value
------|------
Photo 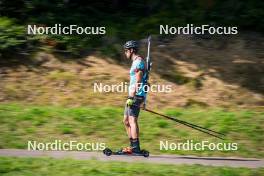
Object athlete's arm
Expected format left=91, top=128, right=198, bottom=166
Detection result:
left=130, top=70, right=143, bottom=97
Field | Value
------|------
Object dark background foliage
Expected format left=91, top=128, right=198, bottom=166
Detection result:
left=0, top=0, right=263, bottom=56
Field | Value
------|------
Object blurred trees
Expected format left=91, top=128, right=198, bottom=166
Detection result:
left=0, top=0, right=263, bottom=56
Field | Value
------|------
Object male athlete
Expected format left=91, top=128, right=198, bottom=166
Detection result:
left=122, top=40, right=147, bottom=154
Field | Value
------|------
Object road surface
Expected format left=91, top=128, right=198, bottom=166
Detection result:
left=0, top=149, right=263, bottom=168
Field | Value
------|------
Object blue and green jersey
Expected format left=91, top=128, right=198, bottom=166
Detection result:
left=129, top=57, right=147, bottom=97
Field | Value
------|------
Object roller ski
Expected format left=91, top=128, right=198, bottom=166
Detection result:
left=103, top=147, right=149, bottom=157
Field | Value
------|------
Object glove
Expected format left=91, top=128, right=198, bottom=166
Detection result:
left=126, top=97, right=135, bottom=106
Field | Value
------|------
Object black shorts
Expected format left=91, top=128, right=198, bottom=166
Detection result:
left=124, top=96, right=145, bottom=118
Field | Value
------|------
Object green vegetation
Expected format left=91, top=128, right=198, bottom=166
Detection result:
left=0, top=1, right=263, bottom=56
left=0, top=17, right=36, bottom=55
left=0, top=103, right=263, bottom=158
left=0, top=157, right=263, bottom=176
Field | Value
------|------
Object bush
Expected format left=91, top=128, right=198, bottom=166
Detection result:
left=0, top=17, right=36, bottom=55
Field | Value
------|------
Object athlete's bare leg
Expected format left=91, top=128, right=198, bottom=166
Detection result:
left=128, top=116, right=139, bottom=139
left=123, top=115, right=131, bottom=138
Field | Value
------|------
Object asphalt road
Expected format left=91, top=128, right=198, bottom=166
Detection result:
left=0, top=149, right=263, bottom=168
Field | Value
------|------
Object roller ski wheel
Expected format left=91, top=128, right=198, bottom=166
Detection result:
left=141, top=150, right=150, bottom=157
left=103, top=148, right=112, bottom=156
left=103, top=147, right=149, bottom=157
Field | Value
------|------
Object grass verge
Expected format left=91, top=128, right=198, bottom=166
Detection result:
left=0, top=103, right=263, bottom=158
left=0, top=157, right=263, bottom=176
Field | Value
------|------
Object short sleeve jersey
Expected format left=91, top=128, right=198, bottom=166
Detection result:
left=129, top=57, right=147, bottom=97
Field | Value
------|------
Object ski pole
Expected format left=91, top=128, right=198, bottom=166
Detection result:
left=141, top=107, right=225, bottom=140
left=159, top=111, right=225, bottom=136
